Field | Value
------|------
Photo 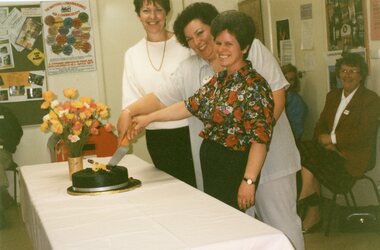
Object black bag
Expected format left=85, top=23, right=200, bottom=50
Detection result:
left=339, top=205, right=380, bottom=233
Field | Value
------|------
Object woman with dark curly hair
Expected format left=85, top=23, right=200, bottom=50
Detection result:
left=298, top=53, right=380, bottom=233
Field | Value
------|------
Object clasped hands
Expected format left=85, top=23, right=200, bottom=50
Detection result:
left=116, top=109, right=150, bottom=145
left=318, top=134, right=336, bottom=151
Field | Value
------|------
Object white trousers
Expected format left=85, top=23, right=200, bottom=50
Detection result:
left=246, top=173, right=304, bottom=250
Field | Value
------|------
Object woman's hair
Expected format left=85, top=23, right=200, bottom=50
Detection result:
left=133, top=0, right=170, bottom=16
left=173, top=2, right=219, bottom=48
left=335, top=53, right=368, bottom=84
left=210, top=10, right=256, bottom=58
left=281, top=63, right=300, bottom=92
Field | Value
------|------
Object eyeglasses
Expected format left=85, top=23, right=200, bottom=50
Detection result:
left=340, top=69, right=360, bottom=74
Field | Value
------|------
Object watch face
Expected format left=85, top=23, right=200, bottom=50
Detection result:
left=247, top=179, right=253, bottom=185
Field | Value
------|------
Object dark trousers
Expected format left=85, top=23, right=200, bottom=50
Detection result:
left=200, top=139, right=250, bottom=209
left=146, top=126, right=196, bottom=187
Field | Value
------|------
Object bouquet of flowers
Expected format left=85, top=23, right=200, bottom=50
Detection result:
left=40, top=88, right=113, bottom=157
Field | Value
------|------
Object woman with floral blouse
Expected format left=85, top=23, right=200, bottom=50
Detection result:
left=131, top=10, right=274, bottom=210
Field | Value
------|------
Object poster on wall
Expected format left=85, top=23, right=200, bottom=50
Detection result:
left=325, top=0, right=367, bottom=52
left=276, top=19, right=290, bottom=61
left=41, top=0, right=96, bottom=75
left=0, top=4, right=47, bottom=104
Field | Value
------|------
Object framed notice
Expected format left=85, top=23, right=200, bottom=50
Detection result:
left=325, top=0, right=368, bottom=52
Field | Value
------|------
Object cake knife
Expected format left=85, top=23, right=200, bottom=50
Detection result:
left=108, top=136, right=129, bottom=166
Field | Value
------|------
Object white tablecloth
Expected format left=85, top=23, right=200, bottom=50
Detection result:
left=19, top=154, right=294, bottom=250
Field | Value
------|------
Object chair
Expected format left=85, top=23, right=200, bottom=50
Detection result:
left=5, top=161, right=18, bottom=204
left=324, top=123, right=380, bottom=236
left=53, top=127, right=118, bottom=162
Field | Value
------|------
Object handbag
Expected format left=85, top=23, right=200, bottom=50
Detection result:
left=339, top=205, right=380, bottom=233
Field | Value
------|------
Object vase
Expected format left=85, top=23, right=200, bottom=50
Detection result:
left=68, top=156, right=83, bottom=180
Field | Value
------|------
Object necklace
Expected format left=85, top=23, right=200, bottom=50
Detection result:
left=146, top=34, right=167, bottom=71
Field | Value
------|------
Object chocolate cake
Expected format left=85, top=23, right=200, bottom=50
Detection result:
left=71, top=165, right=130, bottom=192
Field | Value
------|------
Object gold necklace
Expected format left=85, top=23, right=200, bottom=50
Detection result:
left=146, top=35, right=167, bottom=71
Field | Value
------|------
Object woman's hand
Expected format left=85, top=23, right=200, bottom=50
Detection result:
left=237, top=181, right=255, bottom=210
left=116, top=109, right=133, bottom=145
left=127, top=115, right=152, bottom=139
left=318, top=134, right=332, bottom=146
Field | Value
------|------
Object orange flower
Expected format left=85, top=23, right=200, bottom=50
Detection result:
left=212, top=110, right=224, bottom=124
left=256, top=127, right=269, bottom=143
left=244, top=120, right=252, bottom=131
left=63, top=88, right=78, bottom=99
left=227, top=91, right=237, bottom=104
left=225, top=134, right=238, bottom=147
left=90, top=127, right=99, bottom=135
left=43, top=91, right=56, bottom=102
left=190, top=99, right=198, bottom=112
left=233, top=108, right=243, bottom=120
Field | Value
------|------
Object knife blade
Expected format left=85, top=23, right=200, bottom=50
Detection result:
left=108, top=136, right=129, bottom=166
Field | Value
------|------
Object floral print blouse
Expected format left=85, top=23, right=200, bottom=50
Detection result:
left=184, top=60, right=274, bottom=151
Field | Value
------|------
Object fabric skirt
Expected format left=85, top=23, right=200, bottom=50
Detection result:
left=146, top=126, right=196, bottom=187
left=200, top=139, right=252, bottom=209
left=298, top=140, right=356, bottom=193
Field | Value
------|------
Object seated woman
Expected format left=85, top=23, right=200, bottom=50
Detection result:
left=298, top=53, right=380, bottom=233
left=281, top=64, right=307, bottom=142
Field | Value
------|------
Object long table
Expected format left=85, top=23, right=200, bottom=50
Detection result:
left=19, top=154, right=294, bottom=250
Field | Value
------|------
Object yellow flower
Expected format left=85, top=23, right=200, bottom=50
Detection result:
left=79, top=96, right=92, bottom=105
left=43, top=91, right=56, bottom=102
left=65, top=113, right=75, bottom=120
left=85, top=120, right=92, bottom=127
left=40, top=122, right=49, bottom=132
left=51, top=120, right=63, bottom=134
left=40, top=101, right=50, bottom=109
left=71, top=101, right=83, bottom=109
left=73, top=128, right=82, bottom=136
left=99, top=110, right=109, bottom=118
left=49, top=110, right=58, bottom=120
left=63, top=88, right=78, bottom=99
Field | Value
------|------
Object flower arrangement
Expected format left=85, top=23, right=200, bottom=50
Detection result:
left=40, top=88, right=113, bottom=158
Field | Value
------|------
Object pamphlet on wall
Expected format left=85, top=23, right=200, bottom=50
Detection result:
left=41, top=0, right=96, bottom=75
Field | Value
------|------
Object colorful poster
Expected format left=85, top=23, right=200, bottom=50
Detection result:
left=41, top=0, right=96, bottom=75
left=0, top=4, right=46, bottom=104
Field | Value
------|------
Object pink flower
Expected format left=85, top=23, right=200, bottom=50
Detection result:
left=104, top=123, right=113, bottom=132
left=68, top=134, right=80, bottom=143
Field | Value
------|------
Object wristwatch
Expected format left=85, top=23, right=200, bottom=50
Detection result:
left=243, top=177, right=257, bottom=186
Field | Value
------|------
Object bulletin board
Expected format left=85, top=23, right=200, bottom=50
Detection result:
left=0, top=4, right=48, bottom=125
